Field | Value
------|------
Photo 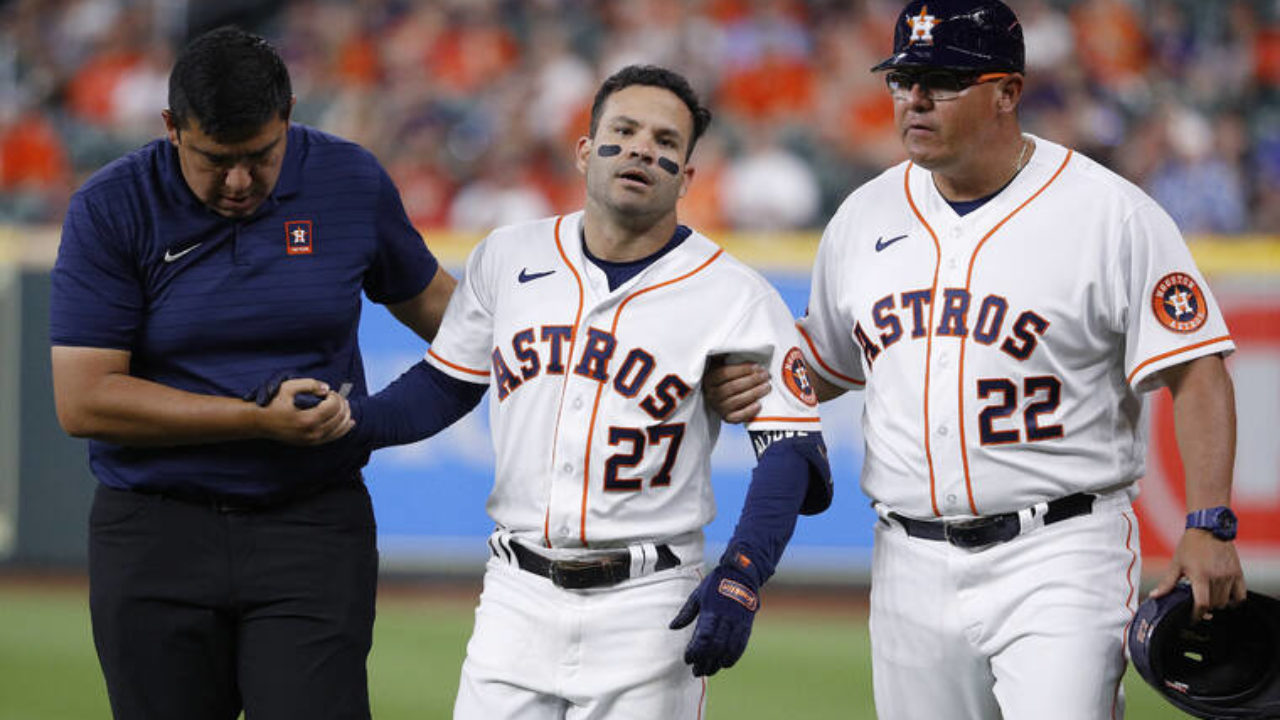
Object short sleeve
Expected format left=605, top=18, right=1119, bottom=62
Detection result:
left=49, top=190, right=145, bottom=349
left=711, top=287, right=822, bottom=431
left=797, top=212, right=865, bottom=389
left=423, top=235, right=497, bottom=383
left=1120, top=201, right=1235, bottom=393
left=363, top=165, right=439, bottom=305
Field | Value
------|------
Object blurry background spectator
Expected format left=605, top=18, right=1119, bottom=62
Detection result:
left=1, top=0, right=1276, bottom=235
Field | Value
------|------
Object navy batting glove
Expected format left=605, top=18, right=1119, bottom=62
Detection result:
left=669, top=564, right=760, bottom=677
left=242, top=371, right=298, bottom=407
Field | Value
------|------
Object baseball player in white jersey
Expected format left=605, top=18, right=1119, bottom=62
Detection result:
left=704, top=1, right=1246, bottom=718
left=344, top=65, right=832, bottom=719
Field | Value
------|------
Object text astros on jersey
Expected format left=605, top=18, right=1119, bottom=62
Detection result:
left=425, top=210, right=821, bottom=552
left=798, top=134, right=1234, bottom=520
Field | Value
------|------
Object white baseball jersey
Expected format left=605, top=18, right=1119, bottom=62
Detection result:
left=799, top=134, right=1234, bottom=520
left=426, top=210, right=821, bottom=550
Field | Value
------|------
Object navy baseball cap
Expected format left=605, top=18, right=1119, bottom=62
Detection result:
left=872, top=0, right=1025, bottom=74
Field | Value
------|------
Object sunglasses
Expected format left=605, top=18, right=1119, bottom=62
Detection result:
left=884, top=70, right=1011, bottom=101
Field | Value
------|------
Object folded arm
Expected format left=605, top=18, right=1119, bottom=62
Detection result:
left=51, top=345, right=351, bottom=447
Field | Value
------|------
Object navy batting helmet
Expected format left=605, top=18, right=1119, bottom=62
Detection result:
left=872, top=0, right=1025, bottom=73
left=1129, top=584, right=1280, bottom=719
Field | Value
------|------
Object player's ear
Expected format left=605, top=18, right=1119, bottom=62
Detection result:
left=678, top=164, right=695, bottom=199
left=575, top=136, right=592, bottom=175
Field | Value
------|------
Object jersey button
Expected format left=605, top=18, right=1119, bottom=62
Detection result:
left=562, top=463, right=573, bottom=474
left=572, top=397, right=584, bottom=410
left=946, top=493, right=958, bottom=505
left=936, top=425, right=949, bottom=437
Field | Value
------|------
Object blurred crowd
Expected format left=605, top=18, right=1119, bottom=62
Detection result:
left=1, top=0, right=1278, bottom=234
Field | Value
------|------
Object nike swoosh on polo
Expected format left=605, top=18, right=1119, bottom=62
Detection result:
left=875, top=234, right=908, bottom=252
left=163, top=243, right=202, bottom=263
left=518, top=268, right=555, bottom=283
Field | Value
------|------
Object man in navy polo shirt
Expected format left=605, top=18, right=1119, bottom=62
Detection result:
left=48, top=26, right=455, bottom=720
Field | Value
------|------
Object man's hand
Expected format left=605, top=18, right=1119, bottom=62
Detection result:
left=1150, top=529, right=1246, bottom=622
left=258, top=379, right=354, bottom=445
left=703, top=358, right=770, bottom=424
left=669, top=565, right=760, bottom=676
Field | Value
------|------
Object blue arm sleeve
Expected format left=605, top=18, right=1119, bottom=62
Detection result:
left=721, top=432, right=833, bottom=587
left=347, top=360, right=486, bottom=449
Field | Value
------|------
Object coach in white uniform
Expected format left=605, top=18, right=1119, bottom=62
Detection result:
left=790, top=1, right=1247, bottom=718
left=345, top=65, right=832, bottom=719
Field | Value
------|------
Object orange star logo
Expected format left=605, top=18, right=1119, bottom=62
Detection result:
left=907, top=5, right=938, bottom=45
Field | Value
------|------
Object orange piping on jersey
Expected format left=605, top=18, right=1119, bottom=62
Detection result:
left=1126, top=335, right=1233, bottom=386
left=545, top=215, right=586, bottom=548
left=427, top=348, right=491, bottom=376
left=954, top=148, right=1073, bottom=515
left=578, top=248, right=727, bottom=546
left=903, top=164, right=945, bottom=517
left=751, top=416, right=822, bottom=423
left=1113, top=511, right=1138, bottom=720
left=697, top=677, right=707, bottom=719
left=1122, top=511, right=1137, bottom=611
left=797, top=324, right=865, bottom=386
left=426, top=348, right=489, bottom=377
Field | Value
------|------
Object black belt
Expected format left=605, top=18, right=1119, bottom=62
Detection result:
left=130, top=476, right=360, bottom=514
left=506, top=541, right=680, bottom=590
left=889, top=493, right=1095, bottom=549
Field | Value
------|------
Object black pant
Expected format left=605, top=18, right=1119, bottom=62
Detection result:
left=88, top=481, right=378, bottom=720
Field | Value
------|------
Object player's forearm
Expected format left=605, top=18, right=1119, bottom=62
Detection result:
left=348, top=360, right=485, bottom=449
left=725, top=433, right=832, bottom=585
left=1165, top=355, right=1236, bottom=510
left=55, top=369, right=268, bottom=446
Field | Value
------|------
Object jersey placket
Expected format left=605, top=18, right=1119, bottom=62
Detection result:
left=545, top=272, right=625, bottom=549
left=930, top=217, right=976, bottom=516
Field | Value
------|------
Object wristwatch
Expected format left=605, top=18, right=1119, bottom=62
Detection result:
left=1186, top=506, right=1238, bottom=541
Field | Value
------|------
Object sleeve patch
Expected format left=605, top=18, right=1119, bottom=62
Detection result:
left=781, top=347, right=818, bottom=406
left=1151, top=272, right=1207, bottom=333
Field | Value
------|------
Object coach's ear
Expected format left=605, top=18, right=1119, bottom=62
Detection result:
left=996, top=74, right=1024, bottom=114
left=575, top=136, right=592, bottom=175
left=163, top=110, right=180, bottom=146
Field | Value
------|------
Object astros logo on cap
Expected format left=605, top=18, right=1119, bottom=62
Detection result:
left=1152, top=272, right=1207, bottom=333
left=907, top=6, right=938, bottom=44
left=782, top=347, right=818, bottom=406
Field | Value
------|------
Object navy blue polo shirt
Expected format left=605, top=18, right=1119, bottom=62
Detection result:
left=50, top=124, right=439, bottom=499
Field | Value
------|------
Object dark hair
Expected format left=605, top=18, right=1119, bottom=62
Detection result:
left=588, top=65, right=712, bottom=159
left=168, top=26, right=292, bottom=143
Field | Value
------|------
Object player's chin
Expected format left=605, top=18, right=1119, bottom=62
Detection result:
left=609, top=191, right=660, bottom=214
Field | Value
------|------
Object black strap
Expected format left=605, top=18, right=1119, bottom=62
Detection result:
left=129, top=475, right=363, bottom=513
left=506, top=542, right=680, bottom=589
left=890, top=492, right=1096, bottom=549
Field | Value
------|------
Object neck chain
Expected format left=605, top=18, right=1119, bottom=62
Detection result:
left=1013, top=136, right=1030, bottom=175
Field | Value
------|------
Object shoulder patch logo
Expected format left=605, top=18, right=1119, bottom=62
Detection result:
left=907, top=6, right=938, bottom=45
left=1152, top=272, right=1207, bottom=333
left=285, top=220, right=313, bottom=255
left=782, top=347, right=818, bottom=407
